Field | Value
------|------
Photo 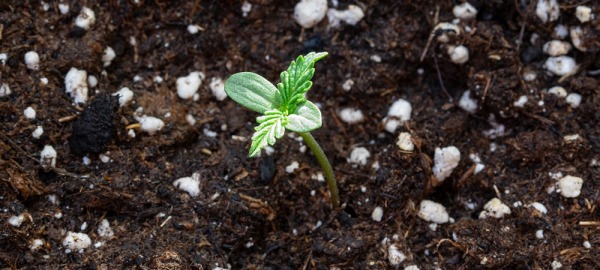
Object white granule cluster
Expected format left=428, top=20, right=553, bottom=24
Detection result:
left=293, top=0, right=328, bottom=28
left=326, top=5, right=364, bottom=27
left=176, top=71, right=205, bottom=99
left=479, top=198, right=511, bottom=219
left=348, top=147, right=370, bottom=166
left=338, top=107, right=364, bottom=124
left=418, top=200, right=449, bottom=224
left=173, top=173, right=201, bottom=197
left=432, top=146, right=460, bottom=182
left=24, top=51, right=40, bottom=70
left=383, top=99, right=412, bottom=133
left=209, top=77, right=227, bottom=101
left=97, top=219, right=115, bottom=238
left=62, top=232, right=92, bottom=252
left=112, top=87, right=134, bottom=107
left=65, top=67, right=89, bottom=104
left=40, top=145, right=57, bottom=168
left=138, top=115, right=165, bottom=135
left=75, top=7, right=95, bottom=30
left=556, top=175, right=583, bottom=198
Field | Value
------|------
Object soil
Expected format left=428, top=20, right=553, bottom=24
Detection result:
left=1, top=1, right=599, bottom=269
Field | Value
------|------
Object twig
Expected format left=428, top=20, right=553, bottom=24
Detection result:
left=433, top=53, right=453, bottom=101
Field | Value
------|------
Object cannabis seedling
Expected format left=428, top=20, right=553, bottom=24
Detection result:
left=224, top=52, right=340, bottom=208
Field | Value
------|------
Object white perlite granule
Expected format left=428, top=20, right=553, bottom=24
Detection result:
left=62, top=232, right=92, bottom=252
left=432, top=146, right=460, bottom=182
left=418, top=200, right=449, bottom=224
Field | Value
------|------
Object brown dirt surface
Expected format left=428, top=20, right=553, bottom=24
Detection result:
left=1, top=1, right=599, bottom=269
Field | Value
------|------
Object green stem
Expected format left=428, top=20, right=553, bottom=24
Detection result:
left=299, top=132, right=340, bottom=208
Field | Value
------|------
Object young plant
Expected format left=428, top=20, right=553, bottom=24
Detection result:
left=224, top=52, right=340, bottom=208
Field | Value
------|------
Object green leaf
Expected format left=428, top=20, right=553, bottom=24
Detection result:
left=277, top=52, right=328, bottom=112
left=285, top=100, right=322, bottom=133
left=224, top=72, right=282, bottom=114
left=249, top=110, right=287, bottom=157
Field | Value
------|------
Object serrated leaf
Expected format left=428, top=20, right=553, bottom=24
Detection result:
left=277, top=52, right=328, bottom=112
left=285, top=100, right=322, bottom=133
left=224, top=72, right=282, bottom=114
left=249, top=110, right=287, bottom=157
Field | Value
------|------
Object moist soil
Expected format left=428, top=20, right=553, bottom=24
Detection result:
left=1, top=1, right=599, bottom=269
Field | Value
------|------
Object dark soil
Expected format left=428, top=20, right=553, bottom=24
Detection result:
left=1, top=1, right=599, bottom=269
